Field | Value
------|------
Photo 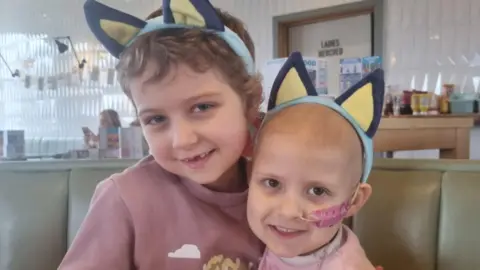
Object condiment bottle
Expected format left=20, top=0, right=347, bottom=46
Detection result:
left=400, top=90, right=413, bottom=115
left=411, top=93, right=421, bottom=115
left=442, top=84, right=455, bottom=97
left=428, top=93, right=439, bottom=115
left=383, top=90, right=394, bottom=116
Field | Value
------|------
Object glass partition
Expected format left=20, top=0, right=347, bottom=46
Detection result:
left=0, top=33, right=137, bottom=159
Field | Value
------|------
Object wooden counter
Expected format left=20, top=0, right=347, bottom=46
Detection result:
left=374, top=115, right=476, bottom=159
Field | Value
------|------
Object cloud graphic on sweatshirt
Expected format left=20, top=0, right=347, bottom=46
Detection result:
left=168, top=244, right=201, bottom=259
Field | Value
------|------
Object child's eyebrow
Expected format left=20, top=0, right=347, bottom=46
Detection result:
left=183, top=92, right=222, bottom=104
left=137, top=92, right=222, bottom=116
left=253, top=168, right=342, bottom=187
left=302, top=178, right=336, bottom=189
left=251, top=170, right=283, bottom=180
left=138, top=107, right=161, bottom=117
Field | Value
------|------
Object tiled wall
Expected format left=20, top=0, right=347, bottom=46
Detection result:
left=0, top=0, right=479, bottom=156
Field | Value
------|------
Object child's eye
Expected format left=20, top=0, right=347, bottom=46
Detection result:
left=146, top=115, right=167, bottom=125
left=307, top=187, right=327, bottom=196
left=192, top=103, right=215, bottom=113
left=262, top=178, right=280, bottom=189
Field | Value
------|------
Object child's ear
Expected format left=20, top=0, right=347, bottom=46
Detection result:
left=346, top=183, right=372, bottom=217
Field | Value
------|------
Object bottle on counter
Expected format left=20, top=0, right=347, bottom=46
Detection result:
left=411, top=93, right=421, bottom=115
left=428, top=93, right=439, bottom=115
left=439, top=95, right=449, bottom=114
left=439, top=84, right=454, bottom=114
left=419, top=93, right=429, bottom=115
left=442, top=84, right=455, bottom=97
left=383, top=86, right=394, bottom=116
left=400, top=90, right=413, bottom=115
left=393, top=95, right=401, bottom=116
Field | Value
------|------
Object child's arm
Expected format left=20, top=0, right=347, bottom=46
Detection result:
left=59, top=178, right=134, bottom=270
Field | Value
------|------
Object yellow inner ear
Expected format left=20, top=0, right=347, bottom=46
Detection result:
left=170, top=0, right=206, bottom=26
left=340, top=83, right=374, bottom=131
left=275, top=69, right=309, bottom=105
left=100, top=19, right=141, bottom=45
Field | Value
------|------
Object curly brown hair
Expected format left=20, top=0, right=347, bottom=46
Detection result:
left=116, top=8, right=262, bottom=120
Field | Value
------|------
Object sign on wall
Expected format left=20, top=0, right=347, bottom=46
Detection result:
left=318, top=39, right=343, bottom=57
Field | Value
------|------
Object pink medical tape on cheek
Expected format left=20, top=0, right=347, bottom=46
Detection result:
left=302, top=200, right=351, bottom=228
left=300, top=185, right=360, bottom=228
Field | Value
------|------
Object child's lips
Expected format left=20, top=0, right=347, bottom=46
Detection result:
left=179, top=149, right=216, bottom=169
left=268, top=225, right=307, bottom=239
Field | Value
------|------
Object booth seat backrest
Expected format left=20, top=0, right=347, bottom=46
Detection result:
left=1, top=158, right=480, bottom=270
left=354, top=159, right=480, bottom=270
left=0, top=169, right=69, bottom=270
left=0, top=159, right=134, bottom=270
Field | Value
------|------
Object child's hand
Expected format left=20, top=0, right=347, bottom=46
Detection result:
left=375, top=266, right=384, bottom=270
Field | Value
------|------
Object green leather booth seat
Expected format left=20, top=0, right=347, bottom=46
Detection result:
left=355, top=158, right=480, bottom=270
left=0, top=159, right=136, bottom=270
left=0, top=158, right=479, bottom=270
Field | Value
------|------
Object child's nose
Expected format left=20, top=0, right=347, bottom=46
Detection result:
left=278, top=196, right=303, bottom=219
left=171, top=121, right=198, bottom=149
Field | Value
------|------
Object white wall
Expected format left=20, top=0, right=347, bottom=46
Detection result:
left=1, top=0, right=480, bottom=157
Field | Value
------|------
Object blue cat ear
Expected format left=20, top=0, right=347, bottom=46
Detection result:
left=84, top=0, right=147, bottom=58
left=267, top=52, right=318, bottom=110
left=334, top=69, right=385, bottom=138
left=162, top=0, right=224, bottom=31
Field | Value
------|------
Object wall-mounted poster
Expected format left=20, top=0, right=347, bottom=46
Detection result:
left=339, top=58, right=363, bottom=94
left=339, top=56, right=382, bottom=94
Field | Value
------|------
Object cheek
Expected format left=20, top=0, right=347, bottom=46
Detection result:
left=219, top=124, right=248, bottom=152
left=214, top=107, right=249, bottom=148
left=142, top=129, right=168, bottom=157
left=247, top=190, right=265, bottom=233
left=247, top=186, right=269, bottom=219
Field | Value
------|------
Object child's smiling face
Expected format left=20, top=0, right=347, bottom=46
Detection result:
left=247, top=104, right=371, bottom=257
left=130, top=62, right=251, bottom=191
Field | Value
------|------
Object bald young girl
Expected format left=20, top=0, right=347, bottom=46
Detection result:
left=247, top=52, right=384, bottom=269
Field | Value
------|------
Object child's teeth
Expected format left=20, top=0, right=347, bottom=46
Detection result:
left=183, top=151, right=210, bottom=161
left=276, top=226, right=296, bottom=233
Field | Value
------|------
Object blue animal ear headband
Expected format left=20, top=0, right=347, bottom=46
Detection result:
left=263, top=52, right=385, bottom=182
left=83, top=0, right=254, bottom=74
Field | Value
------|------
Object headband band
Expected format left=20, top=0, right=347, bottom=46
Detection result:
left=83, top=0, right=255, bottom=74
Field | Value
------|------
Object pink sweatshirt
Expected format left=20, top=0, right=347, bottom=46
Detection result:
left=259, top=225, right=375, bottom=270
left=59, top=156, right=264, bottom=269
